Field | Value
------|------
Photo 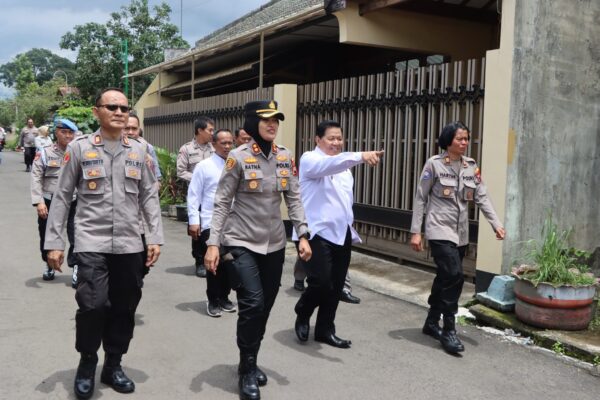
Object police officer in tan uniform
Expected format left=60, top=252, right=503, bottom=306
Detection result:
left=205, top=100, right=312, bottom=400
left=19, top=117, right=39, bottom=171
left=45, top=88, right=164, bottom=399
left=410, top=121, right=505, bottom=354
left=177, top=116, right=215, bottom=277
left=31, top=118, right=78, bottom=284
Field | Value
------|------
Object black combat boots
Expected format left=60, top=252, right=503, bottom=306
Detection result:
left=422, top=309, right=442, bottom=340
left=238, top=354, right=260, bottom=400
left=74, top=353, right=98, bottom=400
left=440, top=314, right=465, bottom=354
left=100, top=353, right=135, bottom=393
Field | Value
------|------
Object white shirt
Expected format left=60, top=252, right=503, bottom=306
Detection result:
left=187, top=153, right=225, bottom=231
left=292, top=147, right=363, bottom=245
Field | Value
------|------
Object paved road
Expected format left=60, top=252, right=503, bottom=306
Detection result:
left=1, top=150, right=598, bottom=400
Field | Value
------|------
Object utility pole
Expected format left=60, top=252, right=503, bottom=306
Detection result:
left=122, top=39, right=129, bottom=97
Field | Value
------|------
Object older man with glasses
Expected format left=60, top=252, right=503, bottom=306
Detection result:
left=45, top=87, right=164, bottom=399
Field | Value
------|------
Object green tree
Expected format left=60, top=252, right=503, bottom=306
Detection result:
left=17, top=80, right=62, bottom=126
left=60, top=0, right=189, bottom=100
left=14, top=55, right=36, bottom=92
left=0, top=48, right=75, bottom=88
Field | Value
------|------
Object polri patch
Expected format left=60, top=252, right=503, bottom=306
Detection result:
left=421, top=168, right=432, bottom=180
left=225, top=157, right=236, bottom=170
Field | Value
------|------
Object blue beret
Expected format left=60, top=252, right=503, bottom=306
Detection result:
left=55, top=118, right=78, bottom=132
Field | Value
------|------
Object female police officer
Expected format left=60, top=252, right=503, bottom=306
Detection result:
left=205, top=100, right=311, bottom=400
left=410, top=121, right=505, bottom=354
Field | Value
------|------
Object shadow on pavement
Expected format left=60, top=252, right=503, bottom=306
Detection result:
left=164, top=265, right=196, bottom=276
left=272, top=329, right=343, bottom=363
left=190, top=364, right=238, bottom=394
left=25, top=274, right=73, bottom=289
left=176, top=301, right=206, bottom=315
left=36, top=366, right=148, bottom=397
left=389, top=327, right=479, bottom=355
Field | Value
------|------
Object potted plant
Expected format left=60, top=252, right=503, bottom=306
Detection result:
left=512, top=217, right=599, bottom=330
left=155, top=147, right=186, bottom=218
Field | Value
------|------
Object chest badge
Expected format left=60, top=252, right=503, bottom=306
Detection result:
left=128, top=152, right=139, bottom=160
left=85, top=150, right=99, bottom=159
left=88, top=181, right=97, bottom=190
left=244, top=157, right=258, bottom=163
left=276, top=155, right=288, bottom=162
left=88, top=169, right=101, bottom=177
left=281, top=178, right=288, bottom=188
left=443, top=188, right=451, bottom=197
left=248, top=180, right=259, bottom=190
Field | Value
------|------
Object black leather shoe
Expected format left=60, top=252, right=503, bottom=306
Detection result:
left=74, top=354, right=97, bottom=400
left=315, top=333, right=352, bottom=349
left=295, top=316, right=309, bottom=342
left=340, top=291, right=360, bottom=304
left=255, top=366, right=267, bottom=387
left=101, top=367, right=135, bottom=393
left=195, top=263, right=207, bottom=278
left=422, top=320, right=442, bottom=340
left=440, top=330, right=465, bottom=354
left=293, top=279, right=305, bottom=291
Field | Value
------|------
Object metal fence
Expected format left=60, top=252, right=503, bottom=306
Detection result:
left=296, top=58, right=486, bottom=277
left=143, top=87, right=274, bottom=151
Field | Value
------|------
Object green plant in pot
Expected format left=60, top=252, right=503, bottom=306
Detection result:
left=155, top=147, right=186, bottom=211
left=512, top=217, right=599, bottom=330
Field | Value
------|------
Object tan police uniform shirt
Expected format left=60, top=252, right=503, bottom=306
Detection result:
left=176, top=140, right=214, bottom=182
left=19, top=126, right=39, bottom=148
left=30, top=144, right=66, bottom=205
left=45, top=131, right=164, bottom=254
left=207, top=140, right=309, bottom=255
left=410, top=152, right=502, bottom=247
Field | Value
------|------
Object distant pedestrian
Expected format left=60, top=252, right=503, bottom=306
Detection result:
left=187, top=128, right=236, bottom=317
left=30, top=119, right=78, bottom=285
left=35, top=125, right=53, bottom=150
left=177, top=116, right=215, bottom=278
left=234, top=127, right=251, bottom=147
left=19, top=117, right=38, bottom=172
left=45, top=87, right=164, bottom=399
left=410, top=121, right=505, bottom=354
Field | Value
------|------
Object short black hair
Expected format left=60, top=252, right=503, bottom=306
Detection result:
left=234, top=127, right=244, bottom=137
left=316, top=120, right=342, bottom=138
left=194, top=116, right=215, bottom=135
left=128, top=112, right=140, bottom=125
left=95, top=87, right=125, bottom=107
left=213, top=128, right=232, bottom=142
left=438, top=121, right=470, bottom=150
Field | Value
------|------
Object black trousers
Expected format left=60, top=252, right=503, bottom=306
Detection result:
left=295, top=229, right=352, bottom=336
left=74, top=252, right=144, bottom=355
left=24, top=147, right=36, bottom=167
left=190, top=204, right=202, bottom=263
left=39, top=198, right=77, bottom=267
left=198, top=229, right=230, bottom=302
left=224, top=246, right=285, bottom=355
left=428, top=240, right=467, bottom=316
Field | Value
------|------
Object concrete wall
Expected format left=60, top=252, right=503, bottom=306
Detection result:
left=475, top=0, right=515, bottom=281
left=334, top=1, right=497, bottom=61
left=502, top=0, right=600, bottom=275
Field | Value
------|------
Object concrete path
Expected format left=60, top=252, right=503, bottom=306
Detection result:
left=1, top=150, right=598, bottom=400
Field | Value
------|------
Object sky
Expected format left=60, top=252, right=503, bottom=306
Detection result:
left=0, top=0, right=270, bottom=98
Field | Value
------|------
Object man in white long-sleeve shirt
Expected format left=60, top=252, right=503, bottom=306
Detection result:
left=187, top=129, right=236, bottom=317
left=293, top=120, right=383, bottom=348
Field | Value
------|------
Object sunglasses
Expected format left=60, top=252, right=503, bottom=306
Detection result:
left=97, top=104, right=131, bottom=113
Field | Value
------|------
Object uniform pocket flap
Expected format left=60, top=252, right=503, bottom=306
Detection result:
left=83, top=166, right=107, bottom=180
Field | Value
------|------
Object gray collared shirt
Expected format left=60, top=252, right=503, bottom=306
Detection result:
left=45, top=130, right=164, bottom=254
left=410, top=152, right=502, bottom=246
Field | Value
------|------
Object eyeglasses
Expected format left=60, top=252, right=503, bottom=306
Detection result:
left=97, top=104, right=131, bottom=113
